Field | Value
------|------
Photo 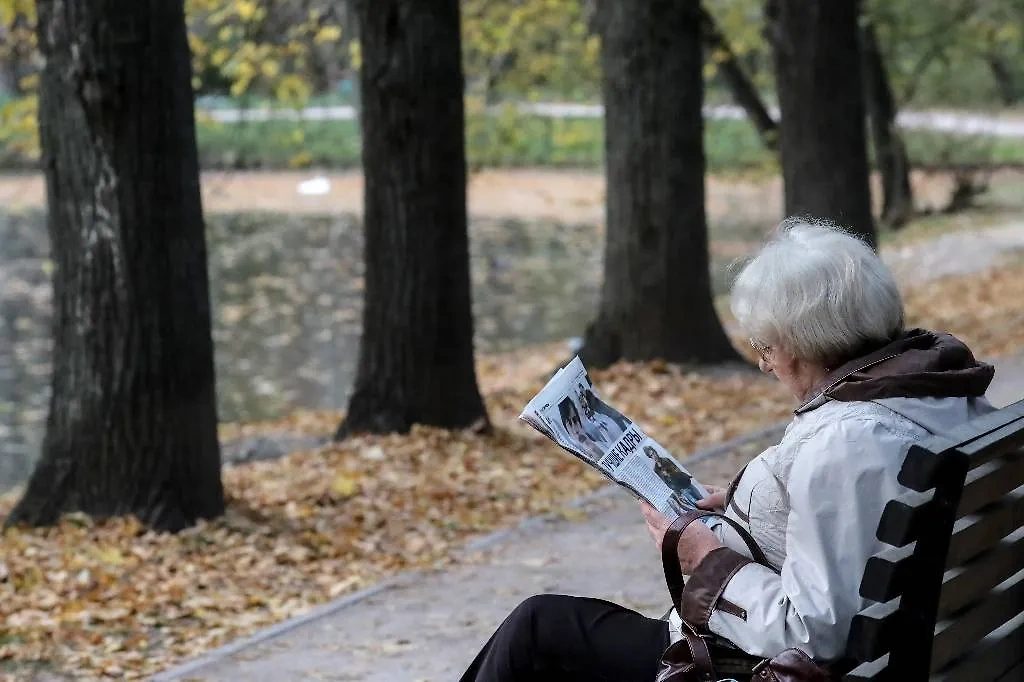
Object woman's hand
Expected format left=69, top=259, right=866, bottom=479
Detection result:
left=640, top=501, right=723, bottom=573
left=696, top=484, right=727, bottom=511
left=640, top=500, right=674, bottom=550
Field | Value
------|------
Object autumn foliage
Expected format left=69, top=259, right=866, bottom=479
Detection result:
left=1, top=0, right=1021, bottom=167
left=3, top=259, right=1024, bottom=678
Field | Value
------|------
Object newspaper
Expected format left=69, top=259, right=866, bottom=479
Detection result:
left=520, top=355, right=710, bottom=519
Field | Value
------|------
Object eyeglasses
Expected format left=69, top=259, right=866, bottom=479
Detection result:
left=749, top=338, right=772, bottom=361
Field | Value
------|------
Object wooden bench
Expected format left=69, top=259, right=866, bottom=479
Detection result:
left=843, top=399, right=1024, bottom=681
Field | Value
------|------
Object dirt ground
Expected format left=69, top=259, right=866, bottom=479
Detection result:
left=0, top=168, right=986, bottom=223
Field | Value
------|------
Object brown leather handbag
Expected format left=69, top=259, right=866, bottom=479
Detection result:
left=656, top=510, right=832, bottom=682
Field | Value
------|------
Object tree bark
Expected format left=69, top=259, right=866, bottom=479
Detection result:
left=6, top=0, right=223, bottom=531
left=699, top=6, right=778, bottom=151
left=336, top=0, right=488, bottom=437
left=582, top=0, right=739, bottom=369
left=770, top=0, right=876, bottom=246
left=861, top=22, right=912, bottom=229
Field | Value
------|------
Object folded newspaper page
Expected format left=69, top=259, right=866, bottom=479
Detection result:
left=520, top=356, right=709, bottom=518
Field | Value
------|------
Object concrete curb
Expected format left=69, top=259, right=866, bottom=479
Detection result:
left=151, top=418, right=790, bottom=681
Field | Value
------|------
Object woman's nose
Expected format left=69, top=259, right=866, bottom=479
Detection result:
left=758, top=357, right=773, bottom=374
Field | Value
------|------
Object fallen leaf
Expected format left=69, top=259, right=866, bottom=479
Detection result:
left=328, top=576, right=361, bottom=597
left=94, top=547, right=126, bottom=565
left=330, top=474, right=360, bottom=498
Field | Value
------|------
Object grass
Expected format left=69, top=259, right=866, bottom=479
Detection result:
left=192, top=114, right=1024, bottom=171
left=2, top=98, right=1021, bottom=171
left=192, top=114, right=769, bottom=171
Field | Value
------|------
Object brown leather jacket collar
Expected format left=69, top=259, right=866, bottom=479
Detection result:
left=795, top=329, right=994, bottom=414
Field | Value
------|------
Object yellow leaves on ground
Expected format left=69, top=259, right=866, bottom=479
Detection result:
left=329, top=473, right=360, bottom=499
left=903, top=255, right=1024, bottom=359
left=92, top=547, right=126, bottom=566
left=0, top=353, right=795, bottom=679
left=1, top=260, right=1022, bottom=679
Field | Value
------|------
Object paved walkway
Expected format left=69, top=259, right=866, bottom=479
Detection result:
left=156, top=355, right=1023, bottom=682
left=883, top=224, right=1024, bottom=283
left=157, top=489, right=665, bottom=682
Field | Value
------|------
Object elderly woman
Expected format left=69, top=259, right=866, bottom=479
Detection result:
left=458, top=219, right=996, bottom=682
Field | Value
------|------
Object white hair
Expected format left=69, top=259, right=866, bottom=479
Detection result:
left=730, top=218, right=904, bottom=364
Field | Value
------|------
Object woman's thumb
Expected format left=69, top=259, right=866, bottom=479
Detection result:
left=696, top=490, right=725, bottom=510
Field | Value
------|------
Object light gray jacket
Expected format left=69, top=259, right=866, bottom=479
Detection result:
left=668, top=330, right=995, bottom=662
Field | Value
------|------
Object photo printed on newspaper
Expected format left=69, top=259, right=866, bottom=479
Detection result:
left=521, top=356, right=709, bottom=519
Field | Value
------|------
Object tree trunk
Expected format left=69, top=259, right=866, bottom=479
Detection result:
left=336, top=0, right=488, bottom=437
left=700, top=6, right=778, bottom=151
left=582, top=0, right=739, bottom=369
left=987, top=54, right=1023, bottom=106
left=6, top=0, right=224, bottom=532
left=861, top=22, right=912, bottom=229
left=770, top=0, right=876, bottom=246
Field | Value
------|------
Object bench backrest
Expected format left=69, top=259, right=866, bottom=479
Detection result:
left=843, top=399, right=1024, bottom=682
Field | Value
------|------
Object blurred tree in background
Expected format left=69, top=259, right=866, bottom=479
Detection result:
left=861, top=19, right=913, bottom=228
left=768, top=0, right=875, bottom=245
left=337, top=0, right=489, bottom=437
left=582, top=0, right=738, bottom=368
left=868, top=0, right=1024, bottom=108
left=6, top=0, right=224, bottom=531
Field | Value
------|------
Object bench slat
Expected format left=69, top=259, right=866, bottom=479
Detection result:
left=877, top=484, right=1024, bottom=550
left=931, top=568, right=1024, bottom=670
left=847, top=570, right=1024, bottom=668
left=956, top=415, right=1024, bottom=464
left=876, top=489, right=936, bottom=547
left=845, top=401, right=1024, bottom=681
left=958, top=451, right=1024, bottom=518
left=843, top=654, right=890, bottom=681
left=931, top=611, right=1024, bottom=682
left=860, top=527, right=1024, bottom=610
left=941, top=400, right=1024, bottom=452
left=847, top=599, right=902, bottom=662
left=939, top=527, right=1024, bottom=618
left=899, top=402, right=1024, bottom=491
left=994, top=659, right=1024, bottom=682
left=860, top=542, right=917, bottom=603
left=947, top=486, right=1024, bottom=566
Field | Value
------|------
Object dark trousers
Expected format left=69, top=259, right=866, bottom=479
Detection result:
left=459, top=594, right=670, bottom=682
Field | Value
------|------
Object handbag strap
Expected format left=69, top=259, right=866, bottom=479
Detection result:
left=660, top=619, right=717, bottom=682
left=662, top=509, right=776, bottom=611
left=661, top=511, right=835, bottom=682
